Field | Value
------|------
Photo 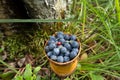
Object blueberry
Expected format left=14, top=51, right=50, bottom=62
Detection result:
left=70, top=51, right=77, bottom=59
left=70, top=41, right=79, bottom=48
left=64, top=43, right=72, bottom=51
left=70, top=35, right=77, bottom=40
left=49, top=43, right=56, bottom=50
left=50, top=36, right=56, bottom=41
left=50, top=55, right=57, bottom=61
left=57, top=56, right=64, bottom=62
left=64, top=56, right=70, bottom=62
left=56, top=34, right=64, bottom=39
left=60, top=47, right=67, bottom=54
left=59, top=38, right=65, bottom=44
left=53, top=48, right=60, bottom=55
left=45, top=46, right=49, bottom=53
left=64, top=34, right=70, bottom=40
left=47, top=40, right=55, bottom=45
left=47, top=51, right=52, bottom=57
left=72, top=48, right=79, bottom=53
left=64, top=51, right=70, bottom=56
left=57, top=31, right=64, bottom=35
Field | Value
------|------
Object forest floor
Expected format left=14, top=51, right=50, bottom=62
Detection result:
left=0, top=0, right=120, bottom=80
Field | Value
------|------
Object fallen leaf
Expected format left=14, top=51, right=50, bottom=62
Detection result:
left=2, top=51, right=7, bottom=61
left=24, top=54, right=34, bottom=66
left=17, top=58, right=25, bottom=67
left=80, top=53, right=88, bottom=61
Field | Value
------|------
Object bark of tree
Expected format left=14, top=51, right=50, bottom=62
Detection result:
left=0, top=0, right=29, bottom=35
left=23, top=0, right=70, bottom=19
left=22, top=0, right=71, bottom=30
left=0, top=0, right=13, bottom=30
left=0, top=0, right=71, bottom=32
left=0, top=0, right=28, bottom=19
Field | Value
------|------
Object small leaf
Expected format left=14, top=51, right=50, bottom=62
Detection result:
left=33, top=66, right=41, bottom=74
left=0, top=71, right=15, bottom=80
left=14, top=76, right=23, bottom=80
left=0, top=47, right=4, bottom=52
left=36, top=75, right=41, bottom=80
left=23, top=64, right=32, bottom=80
left=89, top=72, right=104, bottom=80
left=64, top=77, right=71, bottom=80
left=32, top=74, right=36, bottom=80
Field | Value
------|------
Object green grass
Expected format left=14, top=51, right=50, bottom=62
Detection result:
left=0, top=0, right=120, bottom=80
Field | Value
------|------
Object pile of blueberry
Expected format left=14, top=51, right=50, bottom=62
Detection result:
left=45, top=32, right=80, bottom=63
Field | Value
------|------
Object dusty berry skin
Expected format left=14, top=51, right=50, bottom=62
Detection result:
left=72, top=48, right=79, bottom=53
left=45, top=46, right=49, bottom=53
left=64, top=34, right=70, bottom=40
left=49, top=43, right=56, bottom=50
left=57, top=56, right=64, bottom=62
left=64, top=56, right=70, bottom=62
left=47, top=51, right=52, bottom=57
left=53, top=48, right=60, bottom=55
left=70, top=41, right=79, bottom=48
left=50, top=55, right=57, bottom=61
left=50, top=36, right=56, bottom=41
left=56, top=33, right=64, bottom=39
left=60, top=47, right=67, bottom=54
left=64, top=51, right=70, bottom=56
left=45, top=32, right=80, bottom=63
left=70, top=35, right=77, bottom=40
left=70, top=51, right=77, bottom=59
left=64, top=43, right=72, bottom=51
left=59, top=38, right=65, bottom=44
left=57, top=31, right=64, bottom=35
left=47, top=40, right=55, bottom=45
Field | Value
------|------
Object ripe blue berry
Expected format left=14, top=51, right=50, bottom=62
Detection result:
left=50, top=55, right=57, bottom=61
left=60, top=47, right=67, bottom=54
left=64, top=34, right=70, bottom=40
left=70, top=35, right=77, bottom=40
left=56, top=34, right=64, bottom=39
left=57, top=31, right=64, bottom=35
left=64, top=56, right=70, bottom=62
left=64, top=51, right=70, bottom=56
left=72, top=48, right=79, bottom=53
left=47, top=51, right=52, bottom=57
left=64, top=43, right=72, bottom=51
left=45, top=46, right=49, bottom=53
left=47, top=40, right=55, bottom=45
left=59, top=38, right=65, bottom=44
left=50, top=36, right=56, bottom=41
left=57, top=56, right=64, bottom=62
left=70, top=41, right=79, bottom=48
left=53, top=48, right=60, bottom=55
left=70, top=51, right=77, bottom=59
left=49, top=43, right=56, bottom=50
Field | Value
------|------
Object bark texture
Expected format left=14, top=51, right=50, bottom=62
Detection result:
left=23, top=0, right=70, bottom=19
left=0, top=0, right=28, bottom=19
left=0, top=0, right=29, bottom=34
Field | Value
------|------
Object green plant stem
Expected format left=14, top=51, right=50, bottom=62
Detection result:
left=0, top=59, right=18, bottom=73
left=82, top=0, right=86, bottom=39
left=0, top=19, right=76, bottom=23
left=115, top=0, right=120, bottom=22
